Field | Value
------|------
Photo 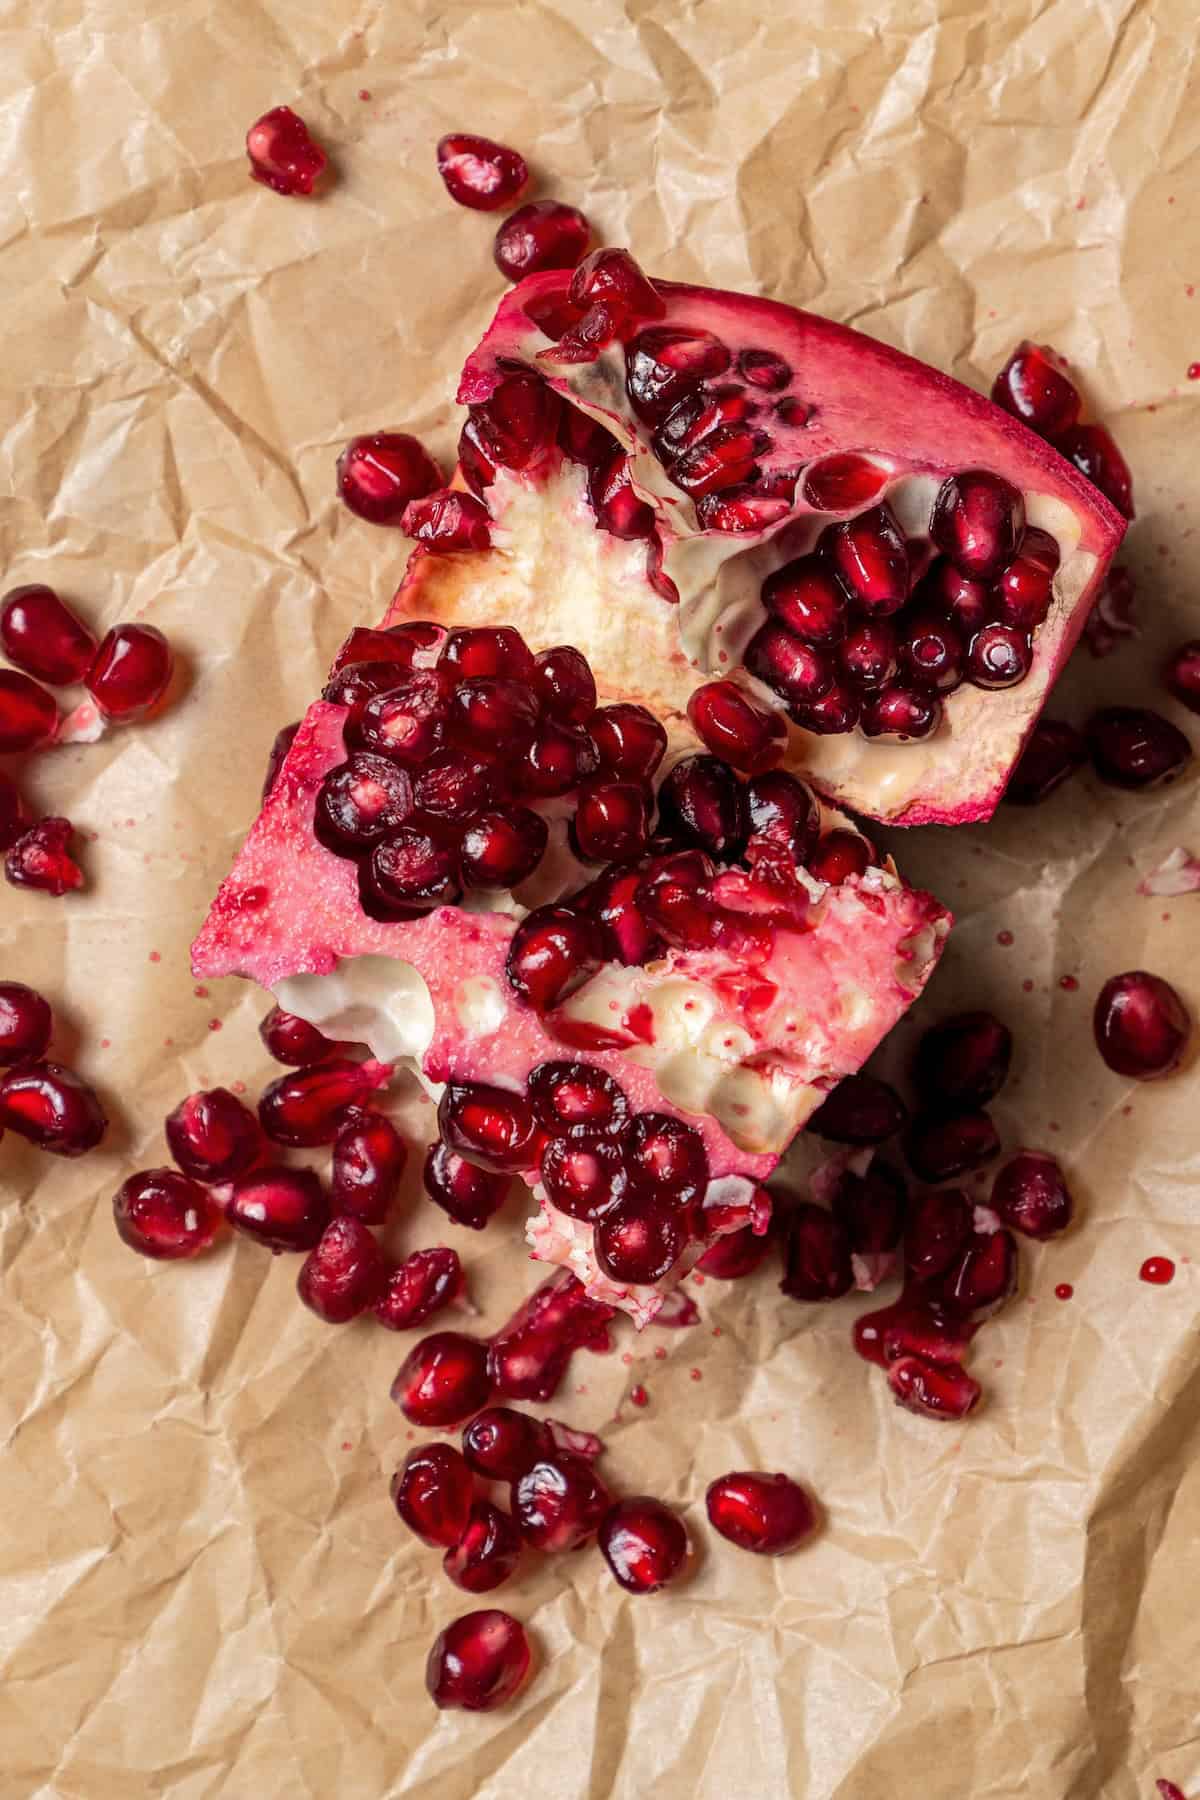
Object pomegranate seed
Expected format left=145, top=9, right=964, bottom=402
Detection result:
left=533, top=645, right=596, bottom=724
left=425, top=1609, right=532, bottom=1713
left=0, top=771, right=28, bottom=851
left=831, top=1161, right=907, bottom=1258
left=424, top=1141, right=510, bottom=1229
left=5, top=818, right=83, bottom=896
left=505, top=906, right=603, bottom=1013
left=540, top=296, right=630, bottom=365
left=669, top=425, right=763, bottom=498
left=930, top=469, right=1025, bottom=579
left=888, top=1355, right=981, bottom=1420
left=696, top=1223, right=773, bottom=1279
left=967, top=622, right=1032, bottom=689
left=599, top=1497, right=690, bottom=1593
left=374, top=1245, right=464, bottom=1329
left=571, top=780, right=651, bottom=862
left=460, top=808, right=548, bottom=889
left=517, top=719, right=598, bottom=796
left=0, top=669, right=58, bottom=750
left=450, top=677, right=539, bottom=757
left=625, top=325, right=731, bottom=421
left=466, top=380, right=560, bottom=477
left=259, top=1060, right=388, bottom=1148
left=0, top=1060, right=105, bottom=1155
left=527, top=1061, right=629, bottom=1136
left=1086, top=707, right=1191, bottom=789
left=315, top=754, right=417, bottom=856
left=261, top=721, right=299, bottom=800
left=331, top=621, right=444, bottom=677
left=624, top=1111, right=708, bottom=1197
left=737, top=347, right=791, bottom=390
left=246, top=105, right=326, bottom=195
left=1005, top=717, right=1087, bottom=805
left=462, top=1407, right=549, bottom=1481
left=789, top=679, right=862, bottom=736
left=438, top=1080, right=538, bottom=1173
left=363, top=825, right=462, bottom=914
left=860, top=682, right=942, bottom=740
left=839, top=617, right=898, bottom=691
left=392, top=1442, right=475, bottom=1548
left=914, top=1011, right=1012, bottom=1108
left=1094, top=970, right=1191, bottom=1079
left=656, top=754, right=748, bottom=859
left=226, top=1165, right=329, bottom=1252
left=655, top=385, right=757, bottom=458
left=809, top=828, right=873, bottom=884
left=436, top=133, right=526, bottom=210
left=558, top=407, right=612, bottom=466
left=325, top=658, right=427, bottom=712
left=445, top=1500, right=523, bottom=1593
left=456, top=417, right=497, bottom=495
left=584, top=863, right=664, bottom=965
left=705, top=1470, right=816, bottom=1555
left=1164, top=640, right=1200, bottom=715
left=991, top=341, right=1081, bottom=437
left=762, top=556, right=848, bottom=646
left=923, top=560, right=991, bottom=637
left=588, top=447, right=656, bottom=539
left=539, top=1131, right=627, bottom=1221
left=904, top=1187, right=973, bottom=1281
left=0, top=585, right=96, bottom=686
left=297, top=1215, right=387, bottom=1322
left=392, top=1329, right=491, bottom=1427
left=569, top=247, right=663, bottom=321
left=808, top=1074, right=906, bottom=1145
left=779, top=1202, right=853, bottom=1300
left=493, top=199, right=590, bottom=281
left=1057, top=422, right=1134, bottom=518
left=259, top=1005, right=339, bottom=1067
left=589, top=703, right=667, bottom=781
left=487, top=1269, right=614, bottom=1401
left=0, top=983, right=52, bottom=1065
left=401, top=489, right=491, bottom=552
left=895, top=607, right=965, bottom=692
left=166, top=1087, right=263, bottom=1182
left=904, top=1109, right=1001, bottom=1183
left=744, top=623, right=834, bottom=711
left=512, top=1451, right=611, bottom=1552
left=829, top=504, right=909, bottom=613
left=694, top=487, right=792, bottom=533
left=414, top=751, right=507, bottom=821
left=86, top=623, right=173, bottom=721
left=594, top=1195, right=687, bottom=1283
left=740, top=770, right=818, bottom=865
left=991, top=1150, right=1073, bottom=1240
left=331, top=1113, right=406, bottom=1224
left=854, top=1288, right=973, bottom=1369
left=687, top=680, right=785, bottom=774
left=113, top=1169, right=220, bottom=1260
left=940, top=1227, right=1018, bottom=1316
left=996, top=553, right=1055, bottom=631
left=801, top=452, right=888, bottom=511
left=336, top=433, right=442, bottom=525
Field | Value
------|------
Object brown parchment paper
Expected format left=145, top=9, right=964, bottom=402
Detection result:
left=2, top=2, right=1198, bottom=1795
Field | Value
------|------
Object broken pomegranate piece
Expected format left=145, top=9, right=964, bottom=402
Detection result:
left=246, top=105, right=327, bottom=197
left=5, top=818, right=83, bottom=895
left=436, top=134, right=527, bottom=211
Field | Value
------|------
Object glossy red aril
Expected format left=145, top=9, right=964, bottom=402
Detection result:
left=113, top=1169, right=221, bottom=1260
left=587, top=447, right=656, bottom=540
left=896, top=608, right=965, bottom=693
left=924, top=560, right=991, bottom=639
left=460, top=808, right=548, bottom=889
left=1093, top=971, right=1191, bottom=1079
left=861, top=682, right=942, bottom=740
left=415, top=751, right=507, bottom=821
left=347, top=672, right=450, bottom=765
left=745, top=622, right=834, bottom=712
left=696, top=1222, right=773, bottom=1278
left=445, top=1501, right=523, bottom=1593
left=297, top=1215, right=387, bottom=1321
left=996, top=551, right=1055, bottom=632
left=599, top=1497, right=690, bottom=1594
left=512, top=1451, right=611, bottom=1551
left=657, top=754, right=747, bottom=858
left=0, top=772, right=27, bottom=851
left=807, top=1073, right=907, bottom=1145
left=839, top=617, right=898, bottom=691
left=904, top=1109, right=1001, bottom=1183
left=738, top=348, right=792, bottom=390
left=462, top=1407, right=548, bottom=1482
left=830, top=1162, right=906, bottom=1258
left=401, top=489, right=491, bottom=552
left=809, top=828, right=873, bottom=884
left=830, top=504, right=909, bottom=612
left=258, top=1004, right=340, bottom=1067
left=391, top=1443, right=475, bottom=1547
left=166, top=1087, right=263, bottom=1182
left=505, top=906, right=603, bottom=1012
left=940, top=1227, right=1017, bottom=1317
left=424, top=1141, right=510, bottom=1229
left=914, top=1011, right=1012, bottom=1109
left=258, top=1058, right=389, bottom=1147
left=744, top=769, right=820, bottom=862
left=990, top=341, right=1081, bottom=438
left=331, top=1113, right=406, bottom=1224
left=1164, top=640, right=1200, bottom=715
left=855, top=1287, right=974, bottom=1369
left=226, top=1165, right=330, bottom=1252
left=991, top=1151, right=1073, bottom=1240
left=583, top=863, right=663, bottom=966
left=626, top=325, right=730, bottom=422
left=0, top=585, right=96, bottom=685
left=87, top=624, right=173, bottom=721
left=436, top=133, right=527, bottom=210
left=570, top=247, right=663, bottom=322
left=392, top=1329, right=491, bottom=1427
left=487, top=1270, right=615, bottom=1402
left=374, top=1245, right=464, bottom=1329
left=0, top=1061, right=106, bottom=1155
left=437, top=1081, right=539, bottom=1173
left=888, top=1355, right=981, bottom=1420
left=5, top=818, right=83, bottom=895
left=762, top=555, right=848, bottom=646
left=337, top=433, right=442, bottom=525
left=967, top=623, right=1031, bottom=690
left=594, top=1194, right=687, bottom=1284
left=624, top=1112, right=708, bottom=1197
left=246, top=105, right=326, bottom=196
left=930, top=470, right=1025, bottom=580
left=589, top=703, right=667, bottom=782
left=539, top=1131, right=627, bottom=1221
left=533, top=645, right=596, bottom=723
left=450, top=677, right=539, bottom=755
left=801, top=451, right=886, bottom=510
left=494, top=199, right=590, bottom=281
left=1005, top=717, right=1086, bottom=804
left=705, top=1470, right=816, bottom=1555
left=904, top=1186, right=973, bottom=1281
left=687, top=680, right=786, bottom=773
left=425, top=1610, right=532, bottom=1713
left=0, top=982, right=52, bottom=1065
left=315, top=755, right=416, bottom=856
left=0, top=669, right=58, bottom=751
left=517, top=718, right=596, bottom=796
left=779, top=1202, right=853, bottom=1300
left=571, top=781, right=651, bottom=862
left=1086, top=707, right=1191, bottom=789
left=695, top=486, right=792, bottom=533
left=670, top=425, right=763, bottom=498
left=1057, top=422, right=1133, bottom=518
left=527, top=1061, right=629, bottom=1136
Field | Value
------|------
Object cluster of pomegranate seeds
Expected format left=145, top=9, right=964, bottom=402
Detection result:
left=246, top=105, right=327, bottom=196
left=1093, top=971, right=1191, bottom=1079
left=0, top=982, right=107, bottom=1159
left=991, top=340, right=1134, bottom=519
left=336, top=433, right=443, bottom=526
left=705, top=1471, right=817, bottom=1555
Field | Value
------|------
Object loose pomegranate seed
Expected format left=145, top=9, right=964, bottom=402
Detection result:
left=505, top=906, right=603, bottom=1012
left=809, top=828, right=873, bottom=884
left=914, top=1011, right=1012, bottom=1109
left=517, top=719, right=598, bottom=796
left=1057, top=422, right=1134, bottom=518
left=258, top=1005, right=340, bottom=1067
left=374, top=1245, right=464, bottom=1329
left=896, top=607, right=966, bottom=693
left=624, top=1111, right=708, bottom=1197
left=1086, top=707, right=1191, bottom=789
left=297, top=1215, right=387, bottom=1322
left=888, top=1354, right=981, bottom=1420
left=438, top=1080, right=539, bottom=1173
left=0, top=585, right=96, bottom=686
left=0, top=669, right=58, bottom=750
left=462, top=1407, right=549, bottom=1482
left=839, top=617, right=898, bottom=690
left=512, top=1451, right=611, bottom=1552
left=425, top=1609, right=532, bottom=1713
left=113, top=1169, right=221, bottom=1260
left=87, top=623, right=173, bottom=721
left=401, top=489, right=491, bottom=552
left=1005, top=717, right=1087, bottom=805
left=424, top=1141, right=510, bottom=1229
left=166, top=1087, right=263, bottom=1182
left=0, top=983, right=52, bottom=1065
left=779, top=1202, right=853, bottom=1300
left=904, top=1109, right=1001, bottom=1183
left=801, top=452, right=887, bottom=511
left=460, top=808, right=548, bottom=889
left=904, top=1187, right=973, bottom=1281
left=532, top=645, right=596, bottom=724
left=831, top=1162, right=907, bottom=1260
left=392, top=1443, right=475, bottom=1548
left=1164, top=640, right=1200, bottom=715
left=589, top=703, right=668, bottom=782
left=0, top=771, right=28, bottom=851
left=696, top=1223, right=773, bottom=1278
left=445, top=1500, right=523, bottom=1593
left=854, top=1287, right=975, bottom=1368
left=940, top=1227, right=1018, bottom=1316
left=5, top=818, right=83, bottom=896
left=761, top=556, right=848, bottom=646
left=493, top=199, right=590, bottom=281
left=967, top=622, right=1031, bottom=689
left=789, top=679, right=862, bottom=736
left=336, top=433, right=442, bottom=525
left=0, top=1060, right=105, bottom=1155
left=571, top=780, right=651, bottom=863
left=830, top=504, right=910, bottom=612
left=744, top=622, right=834, bottom=710
left=450, top=677, right=539, bottom=758
left=990, top=341, right=1081, bottom=437
left=1093, top=971, right=1191, bottom=1079
left=996, top=552, right=1055, bottom=631
left=570, top=247, right=663, bottom=321
left=860, top=682, right=943, bottom=740
left=246, top=105, right=326, bottom=195
left=588, top=447, right=657, bottom=539
left=625, top=325, right=731, bottom=422
left=415, top=751, right=507, bottom=821
left=259, top=1059, right=389, bottom=1147
left=261, top=721, right=299, bottom=801
left=466, top=380, right=561, bottom=478
left=363, top=824, right=463, bottom=913
left=705, top=1470, right=816, bottom=1554
left=539, top=1131, right=627, bottom=1221
left=487, top=1269, right=615, bottom=1401
left=656, top=754, right=748, bottom=859
left=436, top=133, right=527, bottom=210
left=392, top=1329, right=491, bottom=1427
left=527, top=1061, right=629, bottom=1136
left=687, top=680, right=786, bottom=774
left=594, top=1195, right=687, bottom=1283
left=991, top=1150, right=1073, bottom=1240
left=930, top=469, right=1025, bottom=579
left=599, top=1497, right=690, bottom=1594
left=807, top=1073, right=907, bottom=1145
left=331, top=1113, right=406, bottom=1224
left=226, top=1165, right=330, bottom=1252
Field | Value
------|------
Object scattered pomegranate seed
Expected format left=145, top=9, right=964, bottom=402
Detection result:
left=599, top=1497, right=691, bottom=1593
left=687, top=680, right=786, bottom=773
left=888, top=1354, right=981, bottom=1420
left=374, top=1245, right=464, bottom=1329
left=436, top=133, right=527, bottom=210
left=0, top=585, right=97, bottom=685
left=392, top=1330, right=491, bottom=1427
left=1093, top=971, right=1191, bottom=1079
left=1055, top=1283, right=1074, bottom=1301
left=779, top=1202, right=853, bottom=1301
left=0, top=1060, right=107, bottom=1156
left=330, top=1113, right=406, bottom=1225
left=487, top=1270, right=614, bottom=1402
left=990, top=342, right=1081, bottom=438
left=940, top=1228, right=1018, bottom=1316
left=854, top=1287, right=973, bottom=1369
left=807, top=1073, right=907, bottom=1145
left=392, top=1442, right=475, bottom=1548
left=0, top=668, right=58, bottom=750
left=808, top=828, right=873, bottom=884
left=5, top=818, right=83, bottom=895
left=1005, top=717, right=1087, bottom=804
left=493, top=200, right=590, bottom=281
left=695, top=1224, right=773, bottom=1279
left=831, top=1162, right=907, bottom=1265
left=462, top=1406, right=549, bottom=1482
left=246, top=105, right=327, bottom=196
left=437, top=1080, right=539, bottom=1174
left=512, top=1451, right=611, bottom=1552
left=1057, top=422, right=1134, bottom=518
left=705, top=1470, right=816, bottom=1554
left=929, top=469, right=1025, bottom=580
left=0, top=982, right=53, bottom=1065
left=425, top=1609, right=532, bottom=1712
left=258, top=1005, right=340, bottom=1067
left=113, top=1168, right=221, bottom=1260
left=1163, top=640, right=1200, bottom=715
left=336, top=433, right=442, bottom=526
left=913, top=1011, right=1012, bottom=1108
left=401, top=489, right=492, bottom=552
left=258, top=1058, right=390, bottom=1147
left=1140, top=1256, right=1175, bottom=1286
left=226, top=1165, right=330, bottom=1253
left=424, top=1141, right=511, bottom=1229
left=904, top=1187, right=973, bottom=1281
left=991, top=1150, right=1073, bottom=1240
left=444, top=1500, right=523, bottom=1593
left=87, top=624, right=173, bottom=721
left=904, top=1109, right=1001, bottom=1183
left=297, top=1215, right=387, bottom=1322
left=165, top=1087, right=263, bottom=1182
left=1086, top=707, right=1191, bottom=789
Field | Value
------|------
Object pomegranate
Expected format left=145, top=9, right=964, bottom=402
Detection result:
left=913, top=1010, right=1012, bottom=1108
left=391, top=1443, right=475, bottom=1547
left=86, top=623, right=173, bottom=721
left=444, top=1500, right=523, bottom=1593
left=599, top=1497, right=691, bottom=1593
left=904, top=1187, right=973, bottom=1281
left=331, top=1113, right=406, bottom=1223
left=0, top=1061, right=106, bottom=1156
left=5, top=818, right=83, bottom=895
left=779, top=1202, right=853, bottom=1301
left=166, top=1087, right=263, bottom=1182
left=297, top=1215, right=388, bottom=1322
left=113, top=1169, right=221, bottom=1260
left=494, top=201, right=590, bottom=282
left=0, top=585, right=97, bottom=685
left=425, top=1609, right=532, bottom=1712
left=1004, top=717, right=1086, bottom=805
left=391, top=1330, right=491, bottom=1427
left=424, top=1141, right=510, bottom=1229
left=258, top=1058, right=391, bottom=1146
left=705, top=1470, right=816, bottom=1554
left=337, top=433, right=443, bottom=526
left=904, top=1109, right=1000, bottom=1183
left=374, top=1246, right=464, bottom=1329
left=0, top=982, right=53, bottom=1065
left=939, top=1228, right=1018, bottom=1317
left=1093, top=972, right=1191, bottom=1080
left=226, top=1165, right=330, bottom=1252
left=990, top=342, right=1081, bottom=439
left=990, top=1151, right=1073, bottom=1240
left=436, top=134, right=527, bottom=210
left=0, top=669, right=58, bottom=750
left=888, top=1355, right=981, bottom=1420
left=807, top=1073, right=906, bottom=1145
left=462, top=1406, right=549, bottom=1481
left=487, top=1268, right=614, bottom=1401
left=246, top=106, right=327, bottom=196
left=259, top=1004, right=341, bottom=1066
left=1086, top=707, right=1191, bottom=790
left=1164, top=640, right=1200, bottom=714
left=511, top=1451, right=611, bottom=1551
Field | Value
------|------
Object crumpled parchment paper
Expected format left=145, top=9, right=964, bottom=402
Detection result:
left=2, top=2, right=1198, bottom=1796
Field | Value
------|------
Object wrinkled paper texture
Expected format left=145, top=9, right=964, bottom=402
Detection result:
left=2, top=2, right=1198, bottom=1795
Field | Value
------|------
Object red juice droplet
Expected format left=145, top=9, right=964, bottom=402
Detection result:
left=1055, top=1283, right=1074, bottom=1301
left=629, top=1384, right=649, bottom=1408
left=148, top=949, right=161, bottom=963
left=1059, top=975, right=1079, bottom=991
left=1188, top=363, right=1200, bottom=380
left=997, top=930, right=1014, bottom=947
left=1140, top=1256, right=1176, bottom=1286
left=689, top=1367, right=702, bottom=1382
left=208, top=1018, right=222, bottom=1032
